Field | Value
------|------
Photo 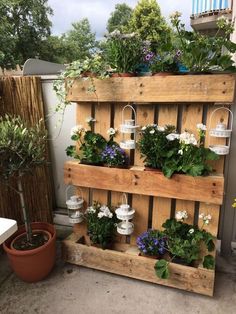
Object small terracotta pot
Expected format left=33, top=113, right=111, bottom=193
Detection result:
left=3, top=222, right=56, bottom=283
left=81, top=71, right=97, bottom=78
left=111, top=73, right=135, bottom=77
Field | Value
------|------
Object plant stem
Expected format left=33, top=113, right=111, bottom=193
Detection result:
left=17, top=174, right=32, bottom=244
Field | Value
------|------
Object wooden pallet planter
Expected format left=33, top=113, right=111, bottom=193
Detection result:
left=62, top=74, right=235, bottom=296
left=62, top=233, right=215, bottom=296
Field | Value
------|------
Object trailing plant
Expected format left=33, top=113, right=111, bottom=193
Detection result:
left=170, top=12, right=236, bottom=72
left=137, top=230, right=167, bottom=257
left=155, top=212, right=215, bottom=279
left=66, top=118, right=107, bottom=165
left=138, top=123, right=218, bottom=178
left=85, top=201, right=118, bottom=249
left=0, top=115, right=48, bottom=249
left=104, top=29, right=143, bottom=74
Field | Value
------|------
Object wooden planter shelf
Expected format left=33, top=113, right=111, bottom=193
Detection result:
left=63, top=74, right=236, bottom=297
left=62, top=233, right=215, bottom=296
left=64, top=162, right=224, bottom=205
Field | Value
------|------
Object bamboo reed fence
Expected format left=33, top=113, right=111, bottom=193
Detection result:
left=0, top=76, right=54, bottom=224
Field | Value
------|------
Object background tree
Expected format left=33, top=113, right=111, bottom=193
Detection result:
left=0, top=0, right=53, bottom=69
left=106, top=3, right=133, bottom=33
left=128, top=0, right=171, bottom=52
left=60, top=18, right=97, bottom=63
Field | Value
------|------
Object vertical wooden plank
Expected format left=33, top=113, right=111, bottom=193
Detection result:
left=176, top=103, right=203, bottom=224
left=131, top=105, right=155, bottom=244
left=152, top=104, right=178, bottom=230
left=73, top=102, right=92, bottom=234
left=92, top=103, right=111, bottom=204
left=199, top=104, right=229, bottom=235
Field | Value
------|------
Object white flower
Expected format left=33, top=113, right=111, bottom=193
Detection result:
left=98, top=211, right=105, bottom=219
left=204, top=219, right=209, bottom=225
left=107, top=127, right=116, bottom=136
left=178, top=149, right=183, bottom=155
left=199, top=213, right=204, bottom=219
left=141, top=126, right=147, bottom=131
left=100, top=205, right=109, bottom=212
left=149, top=129, right=155, bottom=134
left=197, top=123, right=207, bottom=131
left=206, top=214, right=212, bottom=220
left=86, top=117, right=96, bottom=123
left=70, top=125, right=83, bottom=136
left=98, top=206, right=113, bottom=219
left=199, top=213, right=212, bottom=225
left=180, top=132, right=197, bottom=146
left=166, top=133, right=180, bottom=141
left=189, top=228, right=194, bottom=234
left=86, top=206, right=96, bottom=214
left=157, top=126, right=165, bottom=132
left=175, top=210, right=188, bottom=221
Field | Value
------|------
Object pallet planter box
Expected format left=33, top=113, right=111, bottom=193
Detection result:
left=63, top=74, right=235, bottom=297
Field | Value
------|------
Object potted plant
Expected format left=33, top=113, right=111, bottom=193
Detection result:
left=66, top=118, right=107, bottom=165
left=104, top=29, right=143, bottom=76
left=138, top=123, right=218, bottom=178
left=170, top=12, right=236, bottom=73
left=101, top=127, right=127, bottom=167
left=154, top=212, right=215, bottom=279
left=85, top=201, right=118, bottom=249
left=0, top=115, right=56, bottom=282
left=137, top=229, right=167, bottom=258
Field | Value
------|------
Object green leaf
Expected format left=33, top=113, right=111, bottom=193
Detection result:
left=154, top=259, right=169, bottom=279
left=203, top=255, right=215, bottom=270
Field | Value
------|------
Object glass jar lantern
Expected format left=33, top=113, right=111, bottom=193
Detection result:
left=115, top=194, right=135, bottom=235
left=120, top=105, right=139, bottom=150
left=66, top=186, right=84, bottom=224
left=209, top=107, right=233, bottom=155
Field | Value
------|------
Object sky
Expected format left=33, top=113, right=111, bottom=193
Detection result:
left=47, top=0, right=192, bottom=37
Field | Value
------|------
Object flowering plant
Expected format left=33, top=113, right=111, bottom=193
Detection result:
left=150, top=50, right=180, bottom=73
left=170, top=12, right=236, bottom=72
left=66, top=118, right=107, bottom=165
left=138, top=123, right=218, bottom=178
left=137, top=230, right=167, bottom=257
left=101, top=144, right=126, bottom=167
left=85, top=201, right=118, bottom=249
left=105, top=29, right=143, bottom=73
left=155, top=212, right=215, bottom=279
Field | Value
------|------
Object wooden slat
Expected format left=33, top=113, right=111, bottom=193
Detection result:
left=67, top=75, right=235, bottom=103
left=152, top=104, right=178, bottom=230
left=62, top=233, right=215, bottom=296
left=176, top=103, right=203, bottom=224
left=131, top=105, right=155, bottom=243
left=64, top=162, right=224, bottom=205
left=92, top=103, right=111, bottom=204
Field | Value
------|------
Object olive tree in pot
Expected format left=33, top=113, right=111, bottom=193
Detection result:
left=0, top=115, right=56, bottom=282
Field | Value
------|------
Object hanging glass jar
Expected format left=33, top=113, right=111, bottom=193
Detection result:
left=115, top=193, right=135, bottom=235
left=120, top=105, right=139, bottom=150
left=66, top=186, right=84, bottom=224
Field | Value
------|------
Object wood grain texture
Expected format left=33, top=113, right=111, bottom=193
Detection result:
left=67, top=75, right=235, bottom=103
left=64, top=162, right=224, bottom=205
left=152, top=104, right=178, bottom=230
left=62, top=233, right=215, bottom=296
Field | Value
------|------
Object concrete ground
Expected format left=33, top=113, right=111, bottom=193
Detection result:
left=1, top=229, right=236, bottom=314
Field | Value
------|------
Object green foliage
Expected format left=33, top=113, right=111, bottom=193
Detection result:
left=107, top=3, right=133, bottom=33
left=203, top=255, right=215, bottom=270
left=170, top=12, right=236, bottom=72
left=60, top=18, right=97, bottom=63
left=138, top=124, right=218, bottom=178
left=154, top=259, right=169, bottom=279
left=66, top=124, right=107, bottom=165
left=85, top=202, right=118, bottom=249
left=105, top=30, right=143, bottom=73
left=0, top=0, right=53, bottom=68
left=0, top=115, right=47, bottom=179
left=128, top=0, right=171, bottom=53
left=155, top=218, right=215, bottom=279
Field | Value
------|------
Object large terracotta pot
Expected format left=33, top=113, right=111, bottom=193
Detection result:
left=111, top=73, right=135, bottom=77
left=3, top=222, right=56, bottom=283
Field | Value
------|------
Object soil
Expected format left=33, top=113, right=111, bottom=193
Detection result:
left=11, top=231, right=50, bottom=251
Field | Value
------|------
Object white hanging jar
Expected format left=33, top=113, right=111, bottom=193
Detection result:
left=120, top=105, right=139, bottom=150
left=66, top=186, right=84, bottom=224
left=209, top=107, right=233, bottom=156
left=115, top=193, right=135, bottom=235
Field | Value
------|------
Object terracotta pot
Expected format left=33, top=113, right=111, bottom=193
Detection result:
left=139, top=252, right=160, bottom=259
left=111, top=73, right=135, bottom=77
left=81, top=71, right=97, bottom=78
left=3, top=222, right=56, bottom=283
left=10, top=229, right=52, bottom=250
left=144, top=167, right=162, bottom=172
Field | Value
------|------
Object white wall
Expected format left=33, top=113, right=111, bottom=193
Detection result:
left=41, top=76, right=76, bottom=210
